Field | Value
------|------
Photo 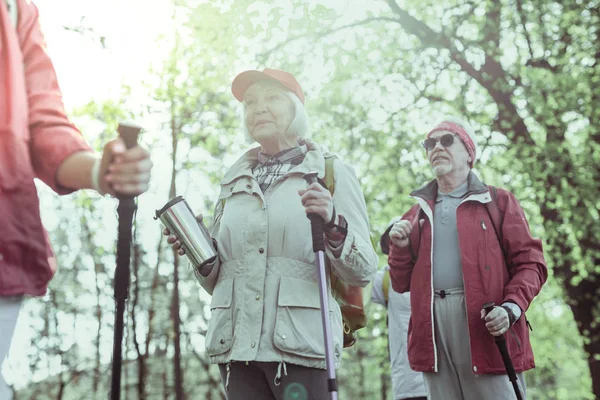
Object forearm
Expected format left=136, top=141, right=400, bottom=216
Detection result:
left=388, top=243, right=414, bottom=293
left=55, top=151, right=98, bottom=191
left=503, top=264, right=546, bottom=312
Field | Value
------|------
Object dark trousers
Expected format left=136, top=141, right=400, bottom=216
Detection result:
left=219, top=361, right=330, bottom=400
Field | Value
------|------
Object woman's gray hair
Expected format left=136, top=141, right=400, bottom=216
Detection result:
left=242, top=90, right=311, bottom=144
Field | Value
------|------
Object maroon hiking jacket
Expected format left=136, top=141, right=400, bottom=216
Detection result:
left=0, top=0, right=91, bottom=296
left=388, top=172, right=547, bottom=375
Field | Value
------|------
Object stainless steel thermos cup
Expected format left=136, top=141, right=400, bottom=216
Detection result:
left=154, top=196, right=217, bottom=269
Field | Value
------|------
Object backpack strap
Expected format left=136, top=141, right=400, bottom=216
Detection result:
left=324, top=156, right=335, bottom=195
left=485, top=186, right=509, bottom=272
left=382, top=269, right=391, bottom=303
left=325, top=155, right=379, bottom=251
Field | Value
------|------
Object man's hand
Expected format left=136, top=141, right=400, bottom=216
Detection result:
left=99, top=138, right=152, bottom=196
left=480, top=306, right=510, bottom=336
left=389, top=220, right=413, bottom=248
left=298, top=183, right=334, bottom=223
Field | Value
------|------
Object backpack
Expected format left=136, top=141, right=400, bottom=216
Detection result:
left=323, top=156, right=370, bottom=348
left=382, top=269, right=391, bottom=303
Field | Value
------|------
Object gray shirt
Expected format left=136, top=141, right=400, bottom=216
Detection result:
left=432, top=181, right=468, bottom=290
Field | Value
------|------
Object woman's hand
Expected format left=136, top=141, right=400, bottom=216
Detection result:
left=99, top=138, right=153, bottom=196
left=298, top=182, right=334, bottom=223
left=163, top=214, right=204, bottom=256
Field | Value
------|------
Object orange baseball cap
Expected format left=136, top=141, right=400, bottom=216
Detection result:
left=231, top=68, right=305, bottom=104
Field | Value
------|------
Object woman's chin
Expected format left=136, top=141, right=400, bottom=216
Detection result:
left=251, top=129, right=279, bottom=144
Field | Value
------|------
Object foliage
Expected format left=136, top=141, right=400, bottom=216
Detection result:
left=10, top=0, right=598, bottom=399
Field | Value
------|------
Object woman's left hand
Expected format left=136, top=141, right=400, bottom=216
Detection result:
left=298, top=182, right=334, bottom=223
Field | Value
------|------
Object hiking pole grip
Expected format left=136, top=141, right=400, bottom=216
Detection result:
left=303, top=172, right=326, bottom=253
left=117, top=122, right=141, bottom=151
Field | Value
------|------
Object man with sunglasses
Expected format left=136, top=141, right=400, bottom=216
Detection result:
left=387, top=117, right=547, bottom=399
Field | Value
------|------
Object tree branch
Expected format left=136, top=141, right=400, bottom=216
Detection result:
left=385, top=0, right=535, bottom=146
left=515, top=0, right=535, bottom=60
left=259, top=16, right=401, bottom=60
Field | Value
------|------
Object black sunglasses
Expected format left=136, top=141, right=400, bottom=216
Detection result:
left=422, top=133, right=458, bottom=151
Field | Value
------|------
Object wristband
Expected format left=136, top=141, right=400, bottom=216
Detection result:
left=90, top=157, right=105, bottom=196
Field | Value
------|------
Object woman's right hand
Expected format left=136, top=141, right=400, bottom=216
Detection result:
left=162, top=214, right=204, bottom=256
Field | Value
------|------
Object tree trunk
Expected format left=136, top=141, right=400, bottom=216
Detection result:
left=130, top=242, right=148, bottom=399
left=169, top=103, right=185, bottom=400
left=171, top=254, right=185, bottom=400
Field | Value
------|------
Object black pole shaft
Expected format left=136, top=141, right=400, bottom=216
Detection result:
left=110, top=123, right=141, bottom=400
left=496, top=338, right=524, bottom=400
left=110, top=292, right=126, bottom=399
left=111, top=198, right=136, bottom=400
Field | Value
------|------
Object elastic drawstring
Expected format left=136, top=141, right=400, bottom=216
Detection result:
left=225, top=362, right=232, bottom=392
left=273, top=361, right=288, bottom=386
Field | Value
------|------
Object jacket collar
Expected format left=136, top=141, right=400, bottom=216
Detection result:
left=410, top=170, right=488, bottom=201
left=220, top=139, right=330, bottom=185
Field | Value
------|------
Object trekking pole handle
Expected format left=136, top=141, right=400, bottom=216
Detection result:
left=303, top=172, right=326, bottom=253
left=117, top=122, right=142, bottom=150
left=482, top=301, right=495, bottom=315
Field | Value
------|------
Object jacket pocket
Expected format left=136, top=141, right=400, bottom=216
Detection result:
left=205, top=278, right=234, bottom=356
left=274, top=277, right=342, bottom=360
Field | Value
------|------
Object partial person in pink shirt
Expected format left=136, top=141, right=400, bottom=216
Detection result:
left=0, top=1, right=153, bottom=397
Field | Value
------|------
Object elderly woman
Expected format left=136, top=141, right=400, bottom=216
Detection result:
left=164, top=68, right=377, bottom=399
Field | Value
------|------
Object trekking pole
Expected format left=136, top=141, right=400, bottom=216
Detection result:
left=482, top=302, right=524, bottom=400
left=303, top=172, right=338, bottom=400
left=110, top=123, right=142, bottom=400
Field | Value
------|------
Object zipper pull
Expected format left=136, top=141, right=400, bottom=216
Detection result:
left=481, top=220, right=487, bottom=230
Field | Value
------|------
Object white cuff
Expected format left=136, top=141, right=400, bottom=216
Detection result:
left=90, top=157, right=105, bottom=195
